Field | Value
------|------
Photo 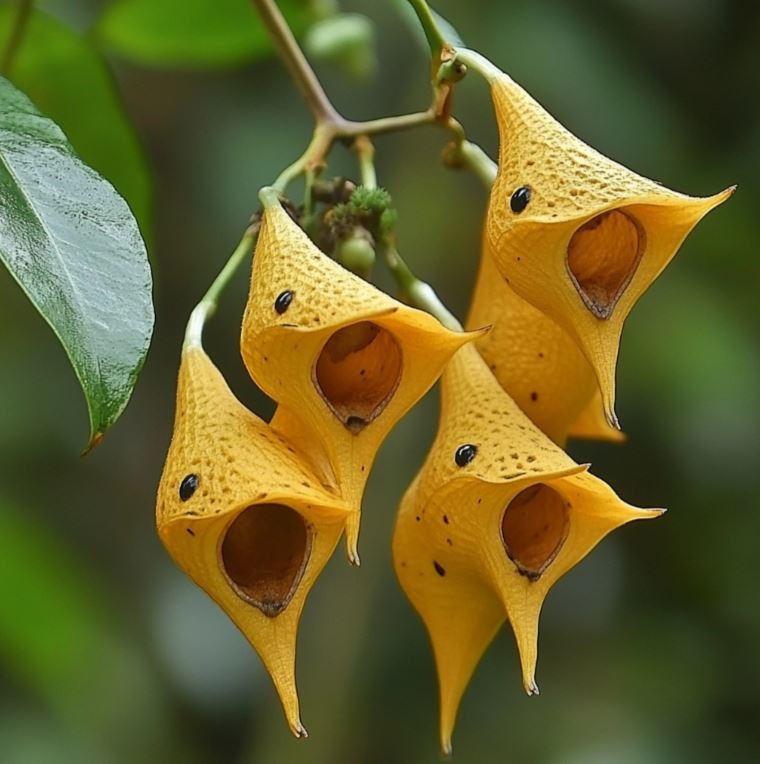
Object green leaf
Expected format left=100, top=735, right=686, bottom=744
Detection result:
left=96, top=0, right=310, bottom=68
left=0, top=8, right=152, bottom=238
left=0, top=76, right=154, bottom=448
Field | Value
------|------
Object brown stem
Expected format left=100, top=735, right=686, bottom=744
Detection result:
left=251, top=0, right=342, bottom=125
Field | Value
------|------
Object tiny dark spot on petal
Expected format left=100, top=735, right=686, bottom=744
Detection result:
left=433, top=561, right=446, bottom=577
left=455, top=444, right=478, bottom=467
left=274, top=290, right=294, bottom=314
left=179, top=474, right=199, bottom=501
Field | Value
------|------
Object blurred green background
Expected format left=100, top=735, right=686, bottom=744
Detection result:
left=1, top=0, right=758, bottom=762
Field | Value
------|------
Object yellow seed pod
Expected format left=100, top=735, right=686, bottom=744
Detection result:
left=156, top=346, right=350, bottom=738
left=241, top=188, right=480, bottom=564
left=467, top=236, right=622, bottom=445
left=483, top=69, right=734, bottom=426
left=392, top=343, right=662, bottom=754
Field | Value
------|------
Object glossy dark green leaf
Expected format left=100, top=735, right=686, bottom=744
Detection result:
left=0, top=76, right=154, bottom=448
left=0, top=8, right=152, bottom=238
left=96, top=0, right=310, bottom=68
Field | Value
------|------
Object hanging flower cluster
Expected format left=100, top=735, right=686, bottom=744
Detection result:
left=156, top=188, right=478, bottom=736
left=154, top=15, right=732, bottom=754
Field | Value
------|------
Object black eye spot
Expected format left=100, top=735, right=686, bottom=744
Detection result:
left=274, top=290, right=294, bottom=314
left=510, top=186, right=532, bottom=213
left=455, top=444, right=478, bottom=467
left=179, top=474, right=199, bottom=501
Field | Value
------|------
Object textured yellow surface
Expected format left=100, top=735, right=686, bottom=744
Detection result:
left=392, top=343, right=662, bottom=754
left=156, top=347, right=349, bottom=737
left=467, top=236, right=622, bottom=445
left=485, top=71, right=733, bottom=426
left=241, top=196, right=480, bottom=563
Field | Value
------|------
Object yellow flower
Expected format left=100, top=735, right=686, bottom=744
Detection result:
left=467, top=235, right=622, bottom=445
left=392, top=343, right=661, bottom=754
left=484, top=70, right=734, bottom=426
left=241, top=188, right=480, bottom=563
left=156, top=347, right=349, bottom=738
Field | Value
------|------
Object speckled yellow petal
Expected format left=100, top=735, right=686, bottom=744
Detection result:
left=393, top=343, right=662, bottom=753
left=241, top=190, right=481, bottom=563
left=484, top=70, right=734, bottom=426
left=467, top=236, right=622, bottom=445
left=569, top=387, right=626, bottom=443
left=393, top=475, right=504, bottom=759
left=156, top=347, right=349, bottom=737
left=416, top=342, right=584, bottom=497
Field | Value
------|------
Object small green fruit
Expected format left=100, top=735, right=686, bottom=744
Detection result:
left=304, top=13, right=377, bottom=81
left=337, top=231, right=375, bottom=276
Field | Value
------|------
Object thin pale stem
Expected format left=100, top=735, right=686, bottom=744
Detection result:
left=447, top=47, right=502, bottom=82
left=272, top=124, right=332, bottom=192
left=251, top=0, right=341, bottom=124
left=405, top=0, right=447, bottom=60
left=184, top=226, right=259, bottom=350
left=1, top=0, right=33, bottom=75
left=444, top=138, right=497, bottom=188
left=382, top=239, right=462, bottom=331
left=352, top=136, right=376, bottom=188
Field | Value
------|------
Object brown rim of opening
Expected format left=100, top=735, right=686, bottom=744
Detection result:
left=566, top=208, right=646, bottom=320
left=220, top=503, right=312, bottom=617
left=313, top=321, right=403, bottom=433
left=501, top=484, right=570, bottom=581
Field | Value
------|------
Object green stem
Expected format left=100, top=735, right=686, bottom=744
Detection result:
left=272, top=124, right=332, bottom=192
left=1, top=0, right=33, bottom=75
left=443, top=138, right=497, bottom=188
left=184, top=226, right=259, bottom=350
left=382, top=239, right=462, bottom=331
left=353, top=135, right=376, bottom=188
left=447, top=47, right=502, bottom=82
left=405, top=0, right=447, bottom=60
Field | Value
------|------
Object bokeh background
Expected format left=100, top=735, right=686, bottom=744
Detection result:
left=1, top=0, right=759, bottom=762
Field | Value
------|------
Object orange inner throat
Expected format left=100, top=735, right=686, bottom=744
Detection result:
left=221, top=504, right=311, bottom=617
left=501, top=484, right=570, bottom=580
left=566, top=208, right=645, bottom=319
left=314, top=321, right=403, bottom=432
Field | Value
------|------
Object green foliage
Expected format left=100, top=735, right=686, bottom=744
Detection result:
left=0, top=8, right=152, bottom=237
left=0, top=501, right=183, bottom=760
left=96, top=0, right=310, bottom=68
left=0, top=77, right=153, bottom=448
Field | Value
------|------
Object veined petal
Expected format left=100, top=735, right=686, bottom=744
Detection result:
left=241, top=193, right=481, bottom=563
left=393, top=343, right=662, bottom=751
left=467, top=236, right=621, bottom=445
left=485, top=71, right=734, bottom=425
left=156, top=347, right=349, bottom=736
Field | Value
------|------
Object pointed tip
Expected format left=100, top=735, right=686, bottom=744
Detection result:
left=81, top=430, right=105, bottom=456
left=524, top=678, right=540, bottom=696
left=291, top=720, right=309, bottom=739
left=346, top=538, right=361, bottom=566
left=605, top=407, right=621, bottom=430
left=441, top=739, right=453, bottom=759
